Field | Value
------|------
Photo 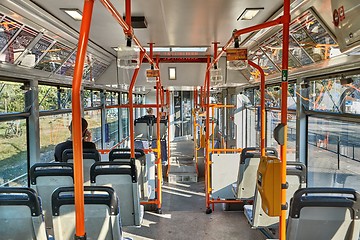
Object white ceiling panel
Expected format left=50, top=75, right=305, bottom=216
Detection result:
left=27, top=0, right=284, bottom=52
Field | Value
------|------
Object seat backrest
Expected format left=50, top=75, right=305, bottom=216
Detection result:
left=52, top=186, right=121, bottom=240
left=62, top=148, right=100, bottom=185
left=246, top=162, right=306, bottom=228
left=235, top=147, right=277, bottom=200
left=0, top=187, right=47, bottom=240
left=30, top=163, right=74, bottom=232
left=134, top=117, right=150, bottom=140
left=90, top=161, right=143, bottom=226
left=109, top=148, right=149, bottom=200
left=287, top=188, right=360, bottom=240
left=151, top=119, right=167, bottom=140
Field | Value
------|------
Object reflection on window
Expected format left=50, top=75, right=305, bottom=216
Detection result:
left=56, top=51, right=76, bottom=77
left=0, top=119, right=27, bottom=187
left=249, top=48, right=279, bottom=77
left=106, top=92, right=119, bottom=106
left=92, top=91, right=101, bottom=107
left=308, top=117, right=360, bottom=191
left=60, top=87, right=72, bottom=109
left=288, top=83, right=297, bottom=110
left=5, top=27, right=38, bottom=65
left=246, top=108, right=258, bottom=147
left=0, top=81, right=24, bottom=113
left=260, top=35, right=298, bottom=70
left=84, top=110, right=102, bottom=149
left=290, top=10, right=338, bottom=62
left=267, top=111, right=296, bottom=160
left=0, top=17, right=22, bottom=63
left=83, top=57, right=108, bottom=81
left=83, top=89, right=92, bottom=108
left=265, top=86, right=281, bottom=108
left=105, top=109, right=119, bottom=148
left=308, top=75, right=360, bottom=113
left=27, top=35, right=53, bottom=67
left=35, top=42, right=73, bottom=72
left=40, top=114, right=71, bottom=162
left=39, top=85, right=58, bottom=111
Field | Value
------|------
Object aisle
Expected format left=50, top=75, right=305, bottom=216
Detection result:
left=122, top=139, right=266, bottom=240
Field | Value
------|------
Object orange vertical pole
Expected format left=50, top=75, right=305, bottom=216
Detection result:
left=212, top=107, right=215, bottom=149
left=248, top=61, right=266, bottom=156
left=71, top=0, right=94, bottom=238
left=125, top=0, right=132, bottom=35
left=280, top=0, right=290, bottom=239
left=129, top=51, right=146, bottom=158
left=166, top=90, right=171, bottom=176
left=205, top=56, right=211, bottom=213
left=156, top=56, right=162, bottom=211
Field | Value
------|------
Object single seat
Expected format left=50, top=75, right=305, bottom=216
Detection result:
left=0, top=187, right=47, bottom=240
left=90, top=161, right=144, bottom=226
left=232, top=147, right=277, bottom=200
left=109, top=148, right=150, bottom=201
left=62, top=148, right=100, bottom=185
left=244, top=162, right=306, bottom=228
left=30, top=162, right=74, bottom=235
left=151, top=118, right=167, bottom=140
left=287, top=187, right=360, bottom=240
left=52, top=186, right=122, bottom=240
left=134, top=117, right=151, bottom=140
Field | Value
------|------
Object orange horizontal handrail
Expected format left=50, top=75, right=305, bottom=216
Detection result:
left=106, top=103, right=164, bottom=109
left=210, top=148, right=243, bottom=153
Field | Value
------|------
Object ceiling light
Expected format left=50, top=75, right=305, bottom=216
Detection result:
left=237, top=8, right=264, bottom=21
left=61, top=8, right=83, bottom=21
left=168, top=67, right=176, bottom=80
left=171, top=47, right=208, bottom=52
left=144, top=47, right=171, bottom=52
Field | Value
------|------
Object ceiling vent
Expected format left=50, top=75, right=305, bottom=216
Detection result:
left=123, top=16, right=148, bottom=28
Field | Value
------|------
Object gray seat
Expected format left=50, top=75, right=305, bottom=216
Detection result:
left=30, top=163, right=74, bottom=235
left=232, top=147, right=277, bottom=200
left=109, top=148, right=150, bottom=201
left=244, top=162, right=306, bottom=228
left=287, top=187, right=360, bottom=240
left=62, top=148, right=100, bottom=185
left=151, top=119, right=167, bottom=140
left=0, top=187, right=47, bottom=240
left=90, top=161, right=144, bottom=227
left=134, top=118, right=150, bottom=140
left=52, top=186, right=122, bottom=240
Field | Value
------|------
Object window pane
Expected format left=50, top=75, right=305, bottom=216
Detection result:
left=7, top=27, right=38, bottom=64
left=288, top=83, right=297, bottom=110
left=83, top=89, right=92, bottom=108
left=267, top=111, right=296, bottom=160
left=27, top=35, right=53, bottom=67
left=266, top=86, right=281, bottom=108
left=260, top=36, right=297, bottom=70
left=84, top=110, right=102, bottom=149
left=0, top=119, right=27, bottom=187
left=35, top=42, right=73, bottom=72
left=246, top=108, right=259, bottom=147
left=0, top=81, right=25, bottom=113
left=106, top=92, right=119, bottom=106
left=60, top=87, right=72, bottom=109
left=248, top=48, right=279, bottom=77
left=39, top=85, right=58, bottom=111
left=308, top=117, right=360, bottom=192
left=0, top=17, right=22, bottom=62
left=309, top=75, right=360, bottom=113
left=105, top=109, right=119, bottom=148
left=40, top=114, right=71, bottom=162
left=56, top=51, right=76, bottom=76
left=92, top=91, right=101, bottom=107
